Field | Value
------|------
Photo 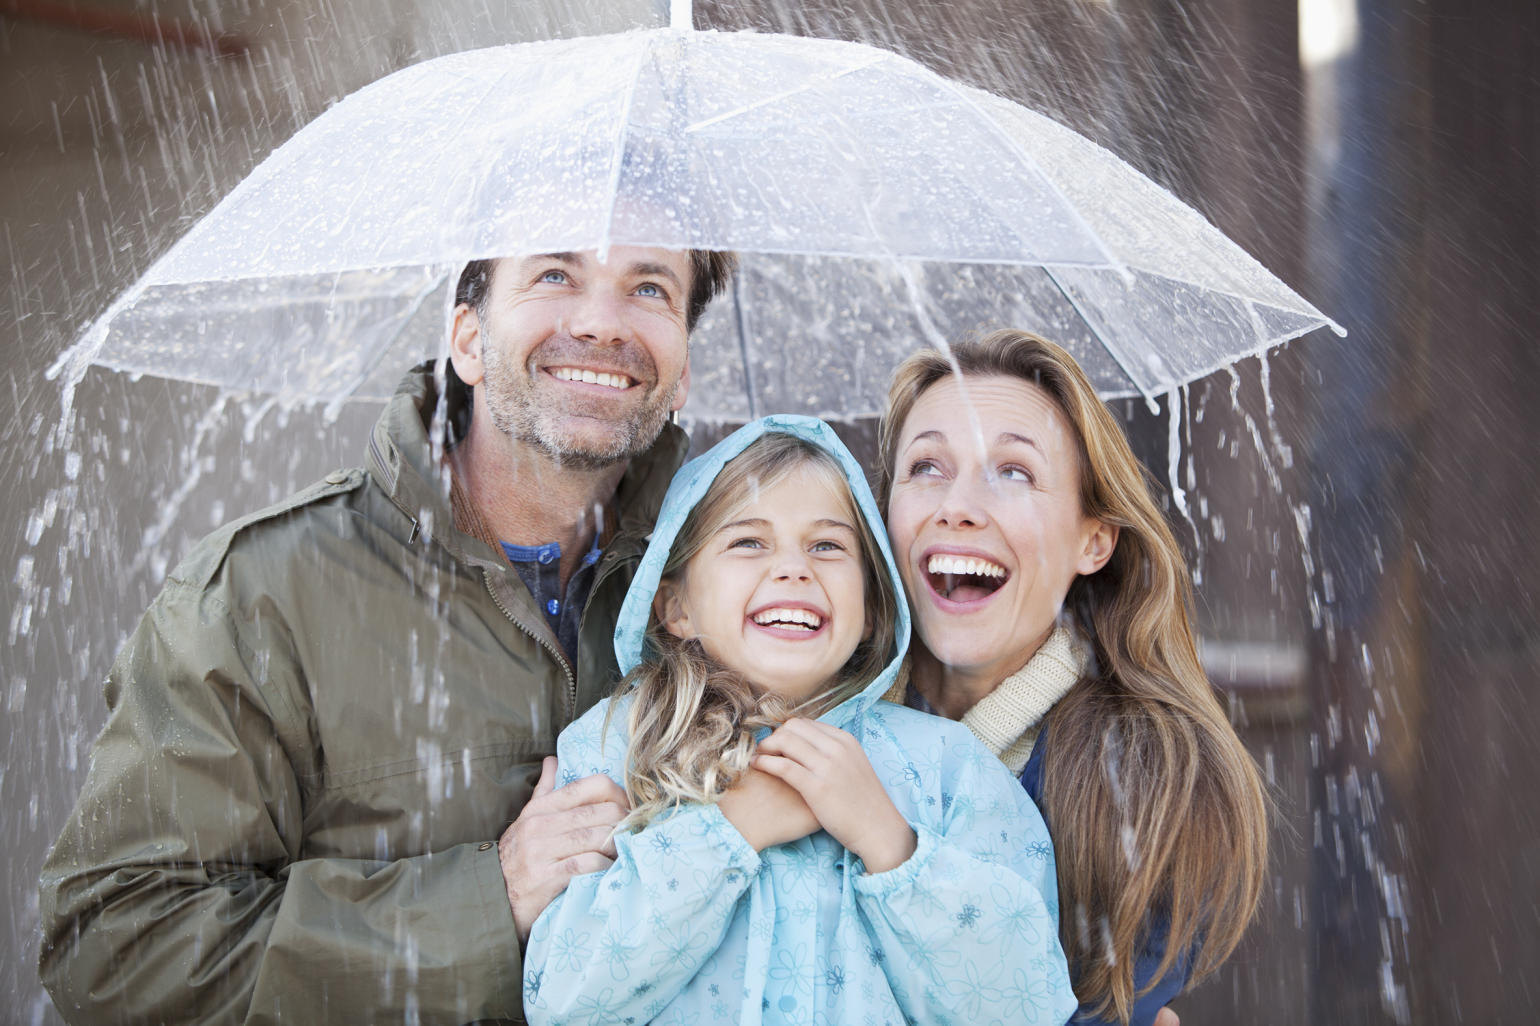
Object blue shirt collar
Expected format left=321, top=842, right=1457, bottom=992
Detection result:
left=499, top=536, right=602, bottom=568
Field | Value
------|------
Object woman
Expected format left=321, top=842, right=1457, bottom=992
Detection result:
left=878, top=330, right=1269, bottom=1026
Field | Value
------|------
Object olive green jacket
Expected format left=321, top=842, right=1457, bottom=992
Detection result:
left=37, top=365, right=688, bottom=1024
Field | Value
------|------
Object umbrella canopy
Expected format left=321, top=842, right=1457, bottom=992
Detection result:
left=55, top=27, right=1342, bottom=419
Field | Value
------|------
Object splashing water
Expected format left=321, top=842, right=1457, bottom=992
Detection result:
left=7, top=1, right=1530, bottom=1023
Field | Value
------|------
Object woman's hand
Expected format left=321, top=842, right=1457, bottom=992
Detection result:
left=752, top=718, right=917, bottom=873
left=717, top=765, right=820, bottom=851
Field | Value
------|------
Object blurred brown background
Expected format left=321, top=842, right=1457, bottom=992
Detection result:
left=4, top=0, right=1536, bottom=1022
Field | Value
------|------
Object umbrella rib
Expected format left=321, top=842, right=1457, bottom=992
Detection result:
left=338, top=268, right=447, bottom=395
left=1043, top=265, right=1156, bottom=407
left=1070, top=262, right=1341, bottom=331
left=1176, top=316, right=1334, bottom=394
left=929, top=78, right=1129, bottom=280
left=730, top=272, right=759, bottom=420
left=598, top=35, right=653, bottom=257
left=1046, top=266, right=1340, bottom=400
left=683, top=54, right=889, bottom=134
left=431, top=62, right=550, bottom=262
left=144, top=61, right=450, bottom=277
left=948, top=88, right=1339, bottom=325
left=1074, top=219, right=1337, bottom=323
left=1245, top=298, right=1270, bottom=351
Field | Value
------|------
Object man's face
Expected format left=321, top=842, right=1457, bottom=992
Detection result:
left=472, top=247, right=692, bottom=469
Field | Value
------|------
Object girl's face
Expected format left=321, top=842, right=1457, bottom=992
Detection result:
left=886, top=374, right=1116, bottom=688
left=657, top=464, right=870, bottom=703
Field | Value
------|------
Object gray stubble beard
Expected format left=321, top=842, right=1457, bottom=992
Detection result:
left=480, top=334, right=678, bottom=471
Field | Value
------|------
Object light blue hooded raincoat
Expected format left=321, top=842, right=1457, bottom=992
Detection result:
left=524, top=416, right=1077, bottom=1026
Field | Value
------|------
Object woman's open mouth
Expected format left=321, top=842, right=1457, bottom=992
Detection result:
left=925, top=554, right=1009, bottom=603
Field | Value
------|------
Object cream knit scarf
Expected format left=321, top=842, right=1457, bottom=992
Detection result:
left=886, top=625, right=1087, bottom=775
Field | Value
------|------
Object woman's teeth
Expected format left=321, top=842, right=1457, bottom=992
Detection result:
left=551, top=367, right=633, bottom=389
left=926, top=554, right=1007, bottom=578
left=752, top=607, right=823, bottom=630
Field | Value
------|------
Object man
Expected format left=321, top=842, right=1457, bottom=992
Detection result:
left=38, top=245, right=734, bottom=1023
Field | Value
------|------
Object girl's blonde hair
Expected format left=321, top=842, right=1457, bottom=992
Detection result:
left=619, top=432, right=899, bottom=830
left=879, top=330, right=1269, bottom=1025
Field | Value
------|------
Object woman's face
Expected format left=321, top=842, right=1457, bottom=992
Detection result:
left=886, top=374, right=1115, bottom=688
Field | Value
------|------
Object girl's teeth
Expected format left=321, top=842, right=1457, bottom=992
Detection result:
left=752, top=608, right=822, bottom=628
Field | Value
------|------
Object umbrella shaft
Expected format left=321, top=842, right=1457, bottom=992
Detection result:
left=670, top=0, right=692, bottom=32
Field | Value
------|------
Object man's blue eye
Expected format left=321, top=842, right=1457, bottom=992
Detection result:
left=540, top=270, right=567, bottom=284
left=636, top=283, right=662, bottom=298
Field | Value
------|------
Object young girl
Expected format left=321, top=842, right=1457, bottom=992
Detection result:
left=523, top=415, right=1077, bottom=1026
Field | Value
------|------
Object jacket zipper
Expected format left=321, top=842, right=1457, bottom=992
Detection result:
left=371, top=427, right=579, bottom=717
left=482, top=568, right=578, bottom=718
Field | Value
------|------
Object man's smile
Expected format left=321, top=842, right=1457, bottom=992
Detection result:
left=547, top=366, right=637, bottom=390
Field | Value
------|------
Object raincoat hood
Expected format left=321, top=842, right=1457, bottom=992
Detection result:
left=613, top=414, right=910, bottom=720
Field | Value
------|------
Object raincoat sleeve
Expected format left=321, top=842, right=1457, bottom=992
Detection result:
left=37, top=576, right=524, bottom=1025
left=851, top=735, right=1080, bottom=1026
left=522, top=697, right=761, bottom=1026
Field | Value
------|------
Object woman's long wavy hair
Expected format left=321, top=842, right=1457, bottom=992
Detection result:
left=618, top=432, right=900, bottom=831
left=878, top=330, right=1269, bottom=1024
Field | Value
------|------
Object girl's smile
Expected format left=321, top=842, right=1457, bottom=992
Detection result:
left=655, top=465, right=868, bottom=703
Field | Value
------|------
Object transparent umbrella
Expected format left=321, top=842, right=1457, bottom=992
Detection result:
left=50, top=23, right=1343, bottom=421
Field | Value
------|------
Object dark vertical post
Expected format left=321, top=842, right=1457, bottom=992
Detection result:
left=1406, top=1, right=1540, bottom=1020
left=1302, top=0, right=1540, bottom=1020
left=1298, top=0, right=1429, bottom=1021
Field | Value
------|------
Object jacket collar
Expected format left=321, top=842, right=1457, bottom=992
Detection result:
left=365, top=361, right=689, bottom=569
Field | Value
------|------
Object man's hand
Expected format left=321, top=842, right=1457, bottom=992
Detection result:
left=751, top=718, right=917, bottom=873
left=497, top=756, right=629, bottom=944
left=717, top=764, right=819, bottom=851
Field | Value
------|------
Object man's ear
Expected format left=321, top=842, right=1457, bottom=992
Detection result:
left=654, top=577, right=692, bottom=639
left=1076, top=519, right=1119, bottom=576
left=448, top=303, right=485, bottom=388
left=669, top=355, right=691, bottom=413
